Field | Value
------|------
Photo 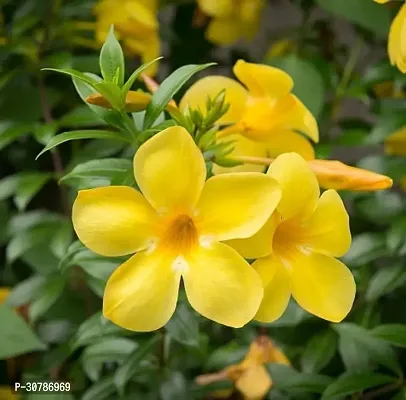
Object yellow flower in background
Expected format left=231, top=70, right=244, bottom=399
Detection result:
left=374, top=0, right=406, bottom=73
left=0, top=387, right=19, bottom=399
left=197, top=335, right=290, bottom=400
left=228, top=153, right=355, bottom=323
left=94, top=0, right=160, bottom=76
left=385, top=127, right=406, bottom=155
left=180, top=60, right=318, bottom=173
left=0, top=287, right=9, bottom=303
left=73, top=126, right=282, bottom=331
left=198, top=0, right=265, bottom=45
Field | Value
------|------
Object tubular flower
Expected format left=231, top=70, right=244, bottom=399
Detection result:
left=72, top=126, right=282, bottom=331
left=180, top=60, right=318, bottom=174
left=374, top=0, right=406, bottom=73
left=94, top=0, right=160, bottom=76
left=227, top=153, right=355, bottom=323
left=385, top=127, right=406, bottom=156
left=198, top=0, right=265, bottom=45
left=196, top=336, right=290, bottom=400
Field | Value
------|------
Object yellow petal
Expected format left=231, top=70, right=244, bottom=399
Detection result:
left=179, top=76, right=248, bottom=125
left=266, top=130, right=315, bottom=160
left=385, top=127, right=406, bottom=156
left=233, top=59, right=294, bottom=99
left=388, top=4, right=406, bottom=73
left=299, top=190, right=351, bottom=257
left=253, top=256, right=291, bottom=323
left=140, top=34, right=161, bottom=77
left=198, top=0, right=234, bottom=17
left=226, top=213, right=279, bottom=259
left=72, top=186, right=158, bottom=257
left=103, top=250, right=180, bottom=332
left=236, top=365, right=272, bottom=400
left=133, top=126, right=206, bottom=213
left=374, top=0, right=390, bottom=3
left=213, top=134, right=268, bottom=174
left=205, top=18, right=244, bottom=45
left=290, top=252, right=355, bottom=323
left=196, top=173, right=281, bottom=241
left=267, top=153, right=319, bottom=220
left=308, top=159, right=393, bottom=191
left=289, top=95, right=319, bottom=143
left=183, top=243, right=263, bottom=327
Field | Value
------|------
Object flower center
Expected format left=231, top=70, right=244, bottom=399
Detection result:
left=271, top=217, right=304, bottom=267
left=160, top=214, right=198, bottom=255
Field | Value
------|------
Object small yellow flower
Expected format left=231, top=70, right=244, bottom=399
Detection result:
left=72, top=126, right=282, bottom=331
left=197, top=335, right=290, bottom=400
left=266, top=39, right=297, bottom=59
left=180, top=60, right=318, bottom=174
left=227, top=153, right=355, bottom=323
left=0, top=387, right=19, bottom=399
left=374, top=0, right=406, bottom=73
left=0, top=287, right=9, bottom=304
left=198, top=0, right=265, bottom=45
left=94, top=0, right=160, bottom=76
left=385, top=127, right=406, bottom=156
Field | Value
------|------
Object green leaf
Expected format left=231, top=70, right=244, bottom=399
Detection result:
left=266, top=364, right=332, bottom=394
left=301, top=330, right=337, bottom=373
left=61, top=158, right=132, bottom=186
left=6, top=210, right=64, bottom=236
left=73, top=312, right=130, bottom=348
left=160, top=372, right=188, bottom=400
left=387, top=216, right=406, bottom=254
left=166, top=303, right=199, bottom=347
left=364, top=112, right=406, bottom=145
left=267, top=55, right=325, bottom=117
left=13, top=172, right=52, bottom=211
left=0, top=174, right=20, bottom=201
left=371, top=325, right=406, bottom=348
left=114, top=336, right=159, bottom=393
left=205, top=341, right=247, bottom=370
left=0, top=304, right=47, bottom=358
left=33, top=122, right=58, bottom=145
left=6, top=275, right=45, bottom=307
left=50, top=220, right=73, bottom=260
left=338, top=333, right=372, bottom=373
left=28, top=274, right=66, bottom=323
left=82, top=338, right=138, bottom=381
left=366, top=264, right=406, bottom=302
left=59, top=105, right=106, bottom=128
left=99, top=26, right=125, bottom=86
left=322, top=372, right=396, bottom=399
left=342, top=233, right=387, bottom=267
left=122, top=57, right=163, bottom=97
left=6, top=221, right=62, bottom=263
left=43, top=68, right=99, bottom=87
left=0, top=122, right=31, bottom=151
left=314, top=0, right=391, bottom=37
left=82, top=376, right=116, bottom=400
left=36, top=130, right=131, bottom=159
left=334, top=323, right=401, bottom=374
left=143, top=63, right=215, bottom=129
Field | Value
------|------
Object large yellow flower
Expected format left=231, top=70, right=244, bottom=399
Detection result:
left=94, top=0, right=160, bottom=76
left=374, top=0, right=406, bottom=73
left=72, top=126, right=282, bottom=331
left=198, top=0, right=265, bottom=45
left=227, top=153, right=355, bottom=323
left=180, top=60, right=318, bottom=174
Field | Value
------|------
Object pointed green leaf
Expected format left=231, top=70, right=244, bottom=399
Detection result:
left=143, top=63, right=215, bottom=129
left=371, top=325, right=406, bottom=348
left=36, top=130, right=131, bottom=159
left=99, top=26, right=125, bottom=86
left=43, top=68, right=99, bottom=87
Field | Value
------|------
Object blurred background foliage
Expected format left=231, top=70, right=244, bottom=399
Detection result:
left=1, top=0, right=406, bottom=399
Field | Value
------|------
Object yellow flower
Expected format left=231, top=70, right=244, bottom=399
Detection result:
left=385, top=127, right=406, bottom=156
left=0, top=287, right=9, bottom=304
left=0, top=387, right=19, bottom=399
left=197, top=335, right=290, bottom=400
left=374, top=0, right=406, bottom=73
left=227, top=153, right=355, bottom=323
left=94, top=0, right=160, bottom=76
left=72, top=126, right=282, bottom=331
left=180, top=60, right=318, bottom=174
left=198, top=0, right=265, bottom=45
left=266, top=39, right=297, bottom=59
